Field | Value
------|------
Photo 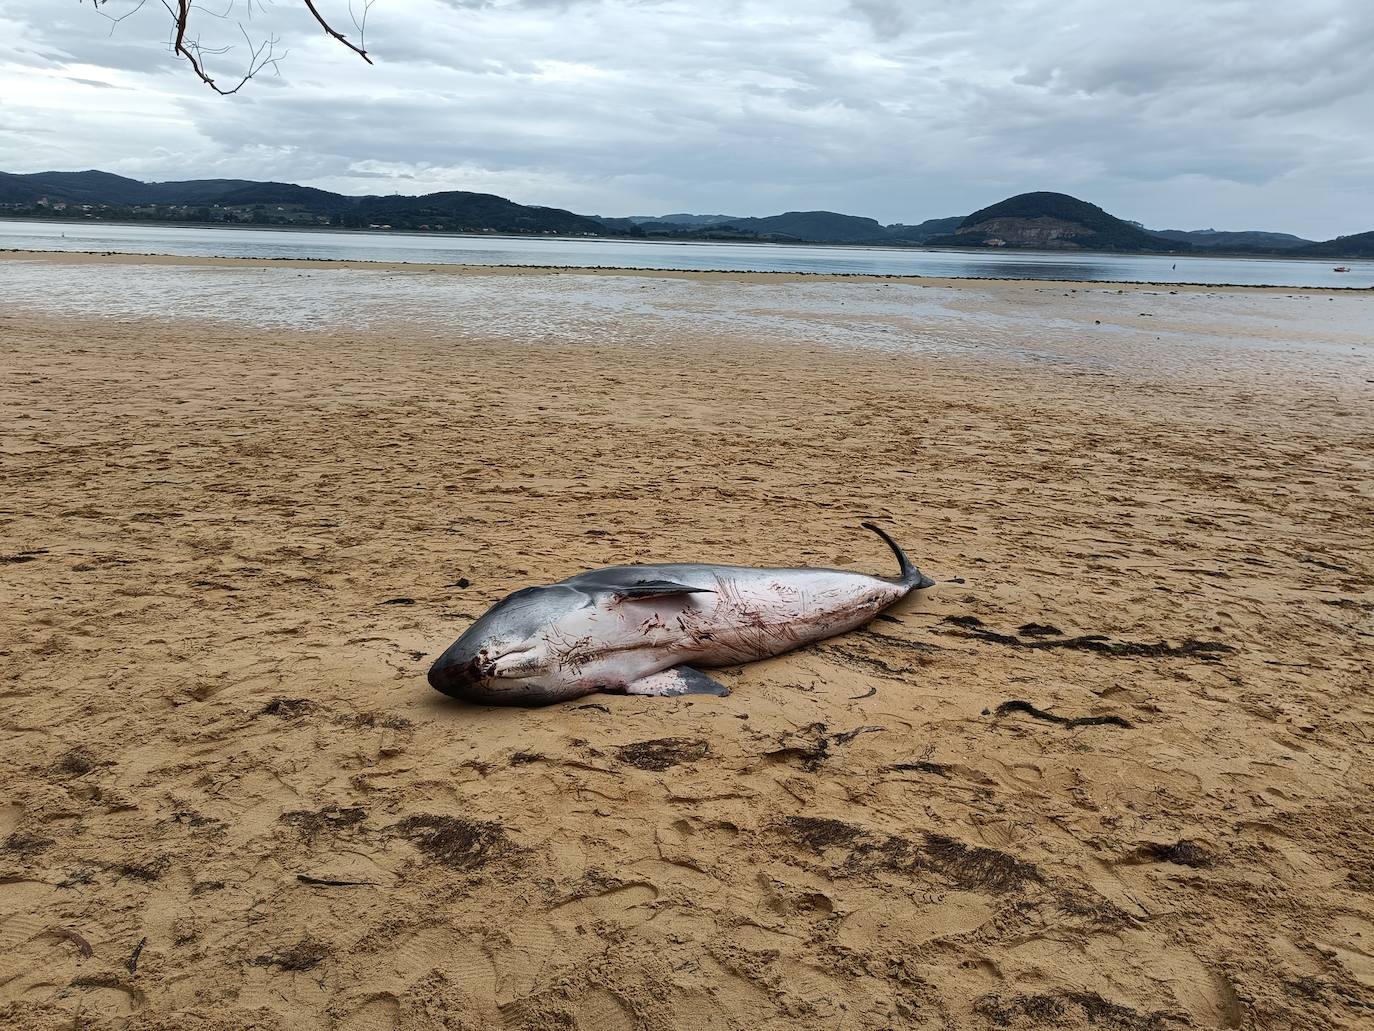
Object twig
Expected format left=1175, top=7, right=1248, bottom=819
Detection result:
left=832, top=725, right=884, bottom=745
left=296, top=874, right=379, bottom=886
left=303, top=0, right=373, bottom=63
left=889, top=760, right=950, bottom=776
left=126, top=936, right=147, bottom=973
left=53, top=927, right=94, bottom=958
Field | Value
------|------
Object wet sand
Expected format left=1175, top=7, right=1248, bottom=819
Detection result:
left=1, top=261, right=1372, bottom=1030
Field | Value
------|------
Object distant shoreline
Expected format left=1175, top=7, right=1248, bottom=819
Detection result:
left=2, top=246, right=1365, bottom=292
left=0, top=214, right=1360, bottom=264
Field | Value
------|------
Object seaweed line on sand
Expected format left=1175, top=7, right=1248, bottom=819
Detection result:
left=987, top=699, right=1133, bottom=729
left=944, top=615, right=1233, bottom=660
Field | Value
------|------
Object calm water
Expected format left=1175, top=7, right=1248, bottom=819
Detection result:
left=2, top=218, right=1370, bottom=288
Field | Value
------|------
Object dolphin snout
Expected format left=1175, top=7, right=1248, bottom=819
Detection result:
left=427, top=651, right=483, bottom=699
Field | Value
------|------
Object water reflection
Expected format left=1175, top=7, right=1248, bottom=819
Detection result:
left=2, top=219, right=1369, bottom=288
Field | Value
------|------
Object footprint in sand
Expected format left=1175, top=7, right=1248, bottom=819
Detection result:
left=337, top=994, right=401, bottom=1031
left=69, top=974, right=147, bottom=1017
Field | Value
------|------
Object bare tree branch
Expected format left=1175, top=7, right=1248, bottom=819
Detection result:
left=303, top=0, right=372, bottom=65
left=88, top=0, right=153, bottom=31
left=83, top=0, right=375, bottom=93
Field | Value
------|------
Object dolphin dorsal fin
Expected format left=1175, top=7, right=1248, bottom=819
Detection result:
left=571, top=577, right=715, bottom=602
left=609, top=579, right=715, bottom=601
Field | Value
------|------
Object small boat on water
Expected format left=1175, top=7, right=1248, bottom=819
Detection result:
left=1333, top=266, right=1350, bottom=272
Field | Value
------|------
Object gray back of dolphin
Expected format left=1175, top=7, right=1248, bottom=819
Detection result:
left=428, top=523, right=936, bottom=706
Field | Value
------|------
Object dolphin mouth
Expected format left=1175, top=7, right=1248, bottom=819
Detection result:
left=479, top=647, right=551, bottom=680
left=427, top=655, right=484, bottom=698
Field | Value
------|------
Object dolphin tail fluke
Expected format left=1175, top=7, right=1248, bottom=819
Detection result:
left=861, top=522, right=936, bottom=590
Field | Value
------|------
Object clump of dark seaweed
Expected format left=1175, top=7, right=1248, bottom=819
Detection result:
left=253, top=938, right=331, bottom=972
left=973, top=990, right=1184, bottom=1029
left=780, top=817, right=1040, bottom=894
left=53, top=747, right=102, bottom=776
left=392, top=814, right=516, bottom=871
left=347, top=710, right=414, bottom=731
left=280, top=806, right=367, bottom=840
left=782, top=816, right=870, bottom=852
left=258, top=697, right=315, bottom=719
left=1, top=832, right=54, bottom=856
left=1136, top=840, right=1215, bottom=868
left=915, top=833, right=1042, bottom=893
left=113, top=856, right=170, bottom=882
left=615, top=737, right=710, bottom=771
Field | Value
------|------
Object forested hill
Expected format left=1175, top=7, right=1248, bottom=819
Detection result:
left=926, top=192, right=1182, bottom=252
left=0, top=170, right=609, bottom=235
left=1292, top=231, right=1374, bottom=258
left=2, top=170, right=1369, bottom=256
left=1153, top=228, right=1313, bottom=250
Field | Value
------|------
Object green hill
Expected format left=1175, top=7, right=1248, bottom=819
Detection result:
left=1292, top=231, right=1374, bottom=258
left=602, top=209, right=950, bottom=245
left=628, top=213, right=743, bottom=226
left=883, top=216, right=963, bottom=242
left=928, top=192, right=1183, bottom=252
left=213, top=182, right=352, bottom=211
left=1153, top=228, right=1312, bottom=250
left=0, top=169, right=161, bottom=205
left=711, top=211, right=887, bottom=243
left=350, top=191, right=605, bottom=234
left=0, top=170, right=610, bottom=235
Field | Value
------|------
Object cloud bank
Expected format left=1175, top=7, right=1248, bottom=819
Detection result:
left=1, top=0, right=1371, bottom=237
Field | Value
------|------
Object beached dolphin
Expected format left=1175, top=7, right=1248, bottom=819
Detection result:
left=427, top=523, right=937, bottom=706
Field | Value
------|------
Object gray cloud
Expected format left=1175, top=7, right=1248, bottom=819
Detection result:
left=0, top=0, right=1370, bottom=237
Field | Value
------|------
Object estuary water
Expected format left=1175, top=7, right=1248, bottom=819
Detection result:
left=2, top=218, right=1370, bottom=288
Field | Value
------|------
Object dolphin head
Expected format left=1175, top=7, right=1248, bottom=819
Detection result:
left=427, top=585, right=579, bottom=704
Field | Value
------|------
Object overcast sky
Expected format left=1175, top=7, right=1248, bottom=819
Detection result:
left=2, top=0, right=1371, bottom=237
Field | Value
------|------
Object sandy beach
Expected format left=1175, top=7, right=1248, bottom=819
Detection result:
left=1, top=256, right=1372, bottom=1029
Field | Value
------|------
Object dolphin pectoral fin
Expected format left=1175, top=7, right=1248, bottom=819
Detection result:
left=625, top=666, right=731, bottom=698
left=609, top=580, right=716, bottom=601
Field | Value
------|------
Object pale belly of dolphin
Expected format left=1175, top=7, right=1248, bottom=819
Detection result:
left=482, top=568, right=900, bottom=702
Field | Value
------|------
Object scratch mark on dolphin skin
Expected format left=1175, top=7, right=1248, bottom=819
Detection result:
left=550, top=621, right=676, bottom=676
left=546, top=626, right=596, bottom=674
left=708, top=575, right=804, bottom=658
